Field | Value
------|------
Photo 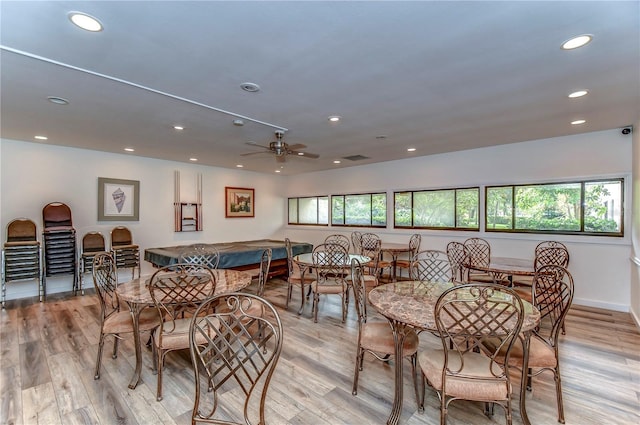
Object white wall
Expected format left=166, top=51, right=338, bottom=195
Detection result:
left=630, top=118, right=640, bottom=326
left=284, top=129, right=633, bottom=312
left=1, top=129, right=635, bottom=313
left=0, top=139, right=284, bottom=300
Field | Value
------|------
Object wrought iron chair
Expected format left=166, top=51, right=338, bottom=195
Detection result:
left=463, top=237, right=494, bottom=283
left=395, top=233, right=422, bottom=280
left=409, top=249, right=453, bottom=283
left=284, top=238, right=315, bottom=310
left=179, top=243, right=220, bottom=270
left=324, top=233, right=351, bottom=252
left=92, top=252, right=159, bottom=380
left=489, top=265, right=574, bottom=424
left=419, top=283, right=524, bottom=425
left=446, top=241, right=468, bottom=282
left=350, top=259, right=420, bottom=403
left=311, top=243, right=349, bottom=323
left=360, top=232, right=393, bottom=282
left=148, top=263, right=216, bottom=400
left=189, top=292, right=283, bottom=425
left=351, top=231, right=363, bottom=254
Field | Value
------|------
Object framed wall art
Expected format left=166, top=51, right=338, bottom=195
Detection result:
left=225, top=187, right=254, bottom=218
left=98, top=177, right=140, bottom=221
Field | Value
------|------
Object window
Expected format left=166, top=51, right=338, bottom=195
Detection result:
left=331, top=193, right=387, bottom=227
left=394, top=187, right=479, bottom=230
left=288, top=196, right=329, bottom=225
left=485, top=179, right=623, bottom=236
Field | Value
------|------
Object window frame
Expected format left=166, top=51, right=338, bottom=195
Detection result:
left=330, top=192, right=387, bottom=228
left=484, top=178, right=624, bottom=237
left=287, top=196, right=329, bottom=226
left=393, top=186, right=480, bottom=230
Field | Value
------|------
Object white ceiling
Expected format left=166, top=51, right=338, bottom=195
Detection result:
left=1, top=1, right=638, bottom=175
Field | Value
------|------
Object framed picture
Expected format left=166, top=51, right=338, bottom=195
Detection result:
left=225, top=187, right=254, bottom=218
left=98, top=177, right=140, bottom=221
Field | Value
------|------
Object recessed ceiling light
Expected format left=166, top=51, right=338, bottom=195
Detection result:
left=34, top=135, right=48, bottom=140
left=328, top=115, right=341, bottom=122
left=333, top=160, right=341, bottom=164
left=568, top=90, right=588, bottom=98
left=47, top=96, right=69, bottom=105
left=233, top=119, right=244, bottom=126
left=376, top=135, right=388, bottom=140
left=275, top=170, right=281, bottom=173
left=298, top=152, right=304, bottom=156
left=174, top=125, right=184, bottom=131
left=561, top=34, right=592, bottom=50
left=236, top=164, right=244, bottom=168
left=240, top=82, right=260, bottom=93
left=407, top=148, right=416, bottom=152
left=571, top=119, right=586, bottom=125
left=124, top=147, right=135, bottom=152
left=189, top=158, right=198, bottom=162
left=68, top=12, right=103, bottom=32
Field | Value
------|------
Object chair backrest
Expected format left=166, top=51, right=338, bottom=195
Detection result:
left=312, top=243, right=349, bottom=283
left=189, top=292, right=283, bottom=425
left=92, top=252, right=119, bottom=320
left=534, top=246, right=570, bottom=269
left=359, top=233, right=382, bottom=270
left=351, top=231, right=363, bottom=254
left=83, top=232, right=106, bottom=252
left=532, top=265, right=574, bottom=346
left=446, top=241, right=467, bottom=282
left=255, top=248, right=273, bottom=297
left=42, top=202, right=73, bottom=228
left=409, top=250, right=452, bottom=282
left=463, top=237, right=490, bottom=268
left=6, top=218, right=37, bottom=243
left=535, top=241, right=568, bottom=256
left=408, top=233, right=422, bottom=259
left=435, top=283, right=524, bottom=381
left=350, top=258, right=368, bottom=323
left=149, top=264, right=216, bottom=339
left=324, top=234, right=351, bottom=252
left=179, top=244, right=220, bottom=269
left=284, top=238, right=296, bottom=276
left=111, top=226, right=133, bottom=247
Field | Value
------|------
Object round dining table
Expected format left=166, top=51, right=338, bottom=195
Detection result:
left=465, top=256, right=536, bottom=285
left=115, top=268, right=252, bottom=389
left=293, top=253, right=370, bottom=315
left=368, top=280, right=541, bottom=425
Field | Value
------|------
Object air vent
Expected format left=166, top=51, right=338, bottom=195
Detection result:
left=342, top=155, right=369, bottom=161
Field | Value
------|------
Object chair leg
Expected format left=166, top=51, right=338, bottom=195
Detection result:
left=112, top=335, right=120, bottom=359
left=352, top=346, right=363, bottom=395
left=156, top=351, right=164, bottom=401
left=285, top=283, right=292, bottom=309
left=554, top=368, right=566, bottom=424
left=94, top=333, right=105, bottom=379
left=410, top=353, right=421, bottom=412
left=312, top=293, right=319, bottom=323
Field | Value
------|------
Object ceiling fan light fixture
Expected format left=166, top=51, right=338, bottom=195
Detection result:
left=68, top=11, right=103, bottom=32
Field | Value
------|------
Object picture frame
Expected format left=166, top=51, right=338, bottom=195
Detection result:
left=225, top=187, right=254, bottom=218
left=98, top=177, right=140, bottom=221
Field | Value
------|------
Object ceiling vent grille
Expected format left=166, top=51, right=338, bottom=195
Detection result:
left=342, top=154, right=369, bottom=161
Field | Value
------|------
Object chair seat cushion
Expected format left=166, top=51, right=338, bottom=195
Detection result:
left=508, top=335, right=557, bottom=369
left=103, top=307, right=160, bottom=334
left=419, top=349, right=510, bottom=401
left=154, top=316, right=219, bottom=350
left=361, top=322, right=419, bottom=356
left=312, top=280, right=345, bottom=294
left=288, top=268, right=316, bottom=284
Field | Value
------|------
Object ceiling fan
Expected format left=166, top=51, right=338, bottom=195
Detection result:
left=241, top=131, right=320, bottom=163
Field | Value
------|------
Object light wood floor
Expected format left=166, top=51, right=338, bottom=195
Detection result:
left=1, top=278, right=639, bottom=425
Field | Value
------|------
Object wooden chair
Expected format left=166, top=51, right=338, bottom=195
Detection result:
left=110, top=226, right=140, bottom=280
left=311, top=243, right=349, bottom=323
left=189, top=292, right=283, bottom=425
left=409, top=249, right=452, bottom=283
left=395, top=233, right=422, bottom=280
left=489, top=265, right=574, bottom=424
left=149, top=263, right=216, bottom=400
left=284, top=238, right=315, bottom=310
left=92, top=252, right=159, bottom=380
left=350, top=259, right=420, bottom=403
left=419, top=283, right=524, bottom=424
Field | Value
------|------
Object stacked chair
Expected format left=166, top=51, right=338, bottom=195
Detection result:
left=42, top=202, right=78, bottom=294
left=2, top=218, right=43, bottom=307
left=79, top=232, right=106, bottom=295
left=110, top=226, right=140, bottom=280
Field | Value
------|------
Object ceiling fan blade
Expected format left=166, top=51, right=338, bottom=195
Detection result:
left=276, top=155, right=287, bottom=163
left=287, top=143, right=307, bottom=151
left=240, top=150, right=272, bottom=156
left=244, top=141, right=271, bottom=150
left=290, top=151, right=320, bottom=159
